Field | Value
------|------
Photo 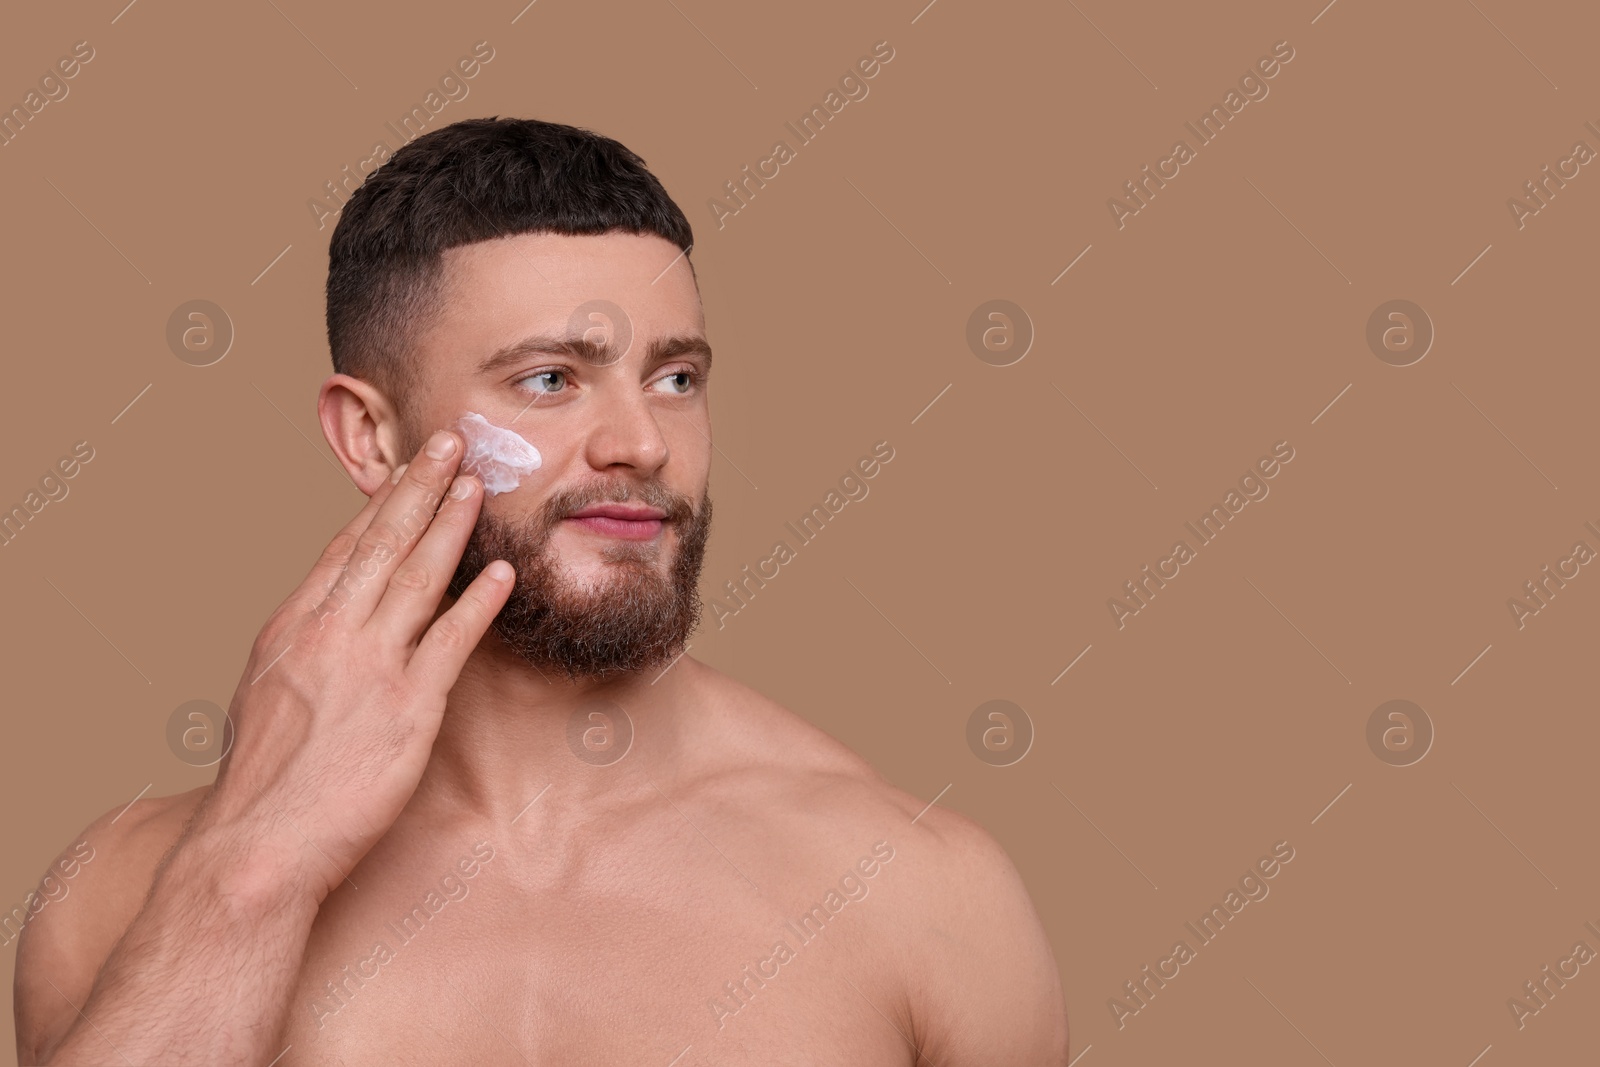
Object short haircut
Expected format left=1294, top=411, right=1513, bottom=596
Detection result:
left=326, top=116, right=695, bottom=401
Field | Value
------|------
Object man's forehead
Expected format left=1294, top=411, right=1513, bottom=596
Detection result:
left=424, top=230, right=703, bottom=356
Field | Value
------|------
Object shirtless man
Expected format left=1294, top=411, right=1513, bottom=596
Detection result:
left=13, top=117, right=1069, bottom=1066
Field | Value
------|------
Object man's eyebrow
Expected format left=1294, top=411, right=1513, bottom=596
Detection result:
left=647, top=334, right=713, bottom=371
left=476, top=333, right=713, bottom=374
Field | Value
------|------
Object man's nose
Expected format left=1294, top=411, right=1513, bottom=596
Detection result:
left=581, top=388, right=670, bottom=474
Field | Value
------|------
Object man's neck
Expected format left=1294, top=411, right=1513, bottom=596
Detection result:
left=412, top=635, right=700, bottom=822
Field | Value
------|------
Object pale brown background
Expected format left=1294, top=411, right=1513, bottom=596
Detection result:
left=3, top=0, right=1597, bottom=1063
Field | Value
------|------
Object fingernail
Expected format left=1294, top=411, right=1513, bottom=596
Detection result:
left=448, top=476, right=474, bottom=500
left=426, top=431, right=457, bottom=460
left=486, top=560, right=513, bottom=581
left=390, top=463, right=409, bottom=485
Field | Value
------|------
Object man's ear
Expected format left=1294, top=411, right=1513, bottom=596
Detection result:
left=319, top=373, right=407, bottom=497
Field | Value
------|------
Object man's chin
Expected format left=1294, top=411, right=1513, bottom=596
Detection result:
left=487, top=578, right=697, bottom=681
left=563, top=551, right=672, bottom=589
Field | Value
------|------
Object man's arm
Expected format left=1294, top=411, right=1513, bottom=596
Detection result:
left=906, top=808, right=1071, bottom=1066
left=13, top=791, right=203, bottom=1064
left=16, top=431, right=514, bottom=1065
left=20, top=802, right=324, bottom=1064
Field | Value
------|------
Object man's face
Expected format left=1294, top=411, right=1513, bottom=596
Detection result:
left=403, top=231, right=713, bottom=679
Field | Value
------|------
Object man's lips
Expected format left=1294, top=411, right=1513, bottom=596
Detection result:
left=563, top=504, right=667, bottom=541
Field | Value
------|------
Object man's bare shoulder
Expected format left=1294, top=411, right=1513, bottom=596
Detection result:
left=678, top=658, right=919, bottom=819
left=679, top=659, right=1031, bottom=857
left=13, top=786, right=209, bottom=1063
left=679, top=661, right=1071, bottom=1064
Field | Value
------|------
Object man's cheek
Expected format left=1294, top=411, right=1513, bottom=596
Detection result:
left=455, top=411, right=543, bottom=496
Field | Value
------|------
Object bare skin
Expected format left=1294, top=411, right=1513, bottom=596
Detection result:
left=12, top=232, right=1069, bottom=1066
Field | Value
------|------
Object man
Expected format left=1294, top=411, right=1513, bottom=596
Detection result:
left=14, top=117, right=1068, bottom=1065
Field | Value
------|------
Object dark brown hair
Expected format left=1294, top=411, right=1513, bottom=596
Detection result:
left=326, top=116, right=695, bottom=400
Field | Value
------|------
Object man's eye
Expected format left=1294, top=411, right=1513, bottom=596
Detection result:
left=517, top=370, right=567, bottom=394
left=652, top=371, right=696, bottom=395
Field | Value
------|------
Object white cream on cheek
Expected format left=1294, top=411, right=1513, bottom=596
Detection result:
left=454, top=411, right=542, bottom=496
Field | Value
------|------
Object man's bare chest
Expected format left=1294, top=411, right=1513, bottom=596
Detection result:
left=273, top=832, right=916, bottom=1065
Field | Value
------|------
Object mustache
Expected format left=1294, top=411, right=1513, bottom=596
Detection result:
left=536, top=479, right=699, bottom=528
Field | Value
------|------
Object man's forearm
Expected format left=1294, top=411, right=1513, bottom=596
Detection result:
left=43, top=813, right=320, bottom=1065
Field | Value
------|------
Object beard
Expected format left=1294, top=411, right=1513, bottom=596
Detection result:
left=446, top=478, right=712, bottom=681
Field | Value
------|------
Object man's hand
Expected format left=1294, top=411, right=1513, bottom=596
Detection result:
left=28, top=428, right=514, bottom=1065
left=202, top=427, right=514, bottom=901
